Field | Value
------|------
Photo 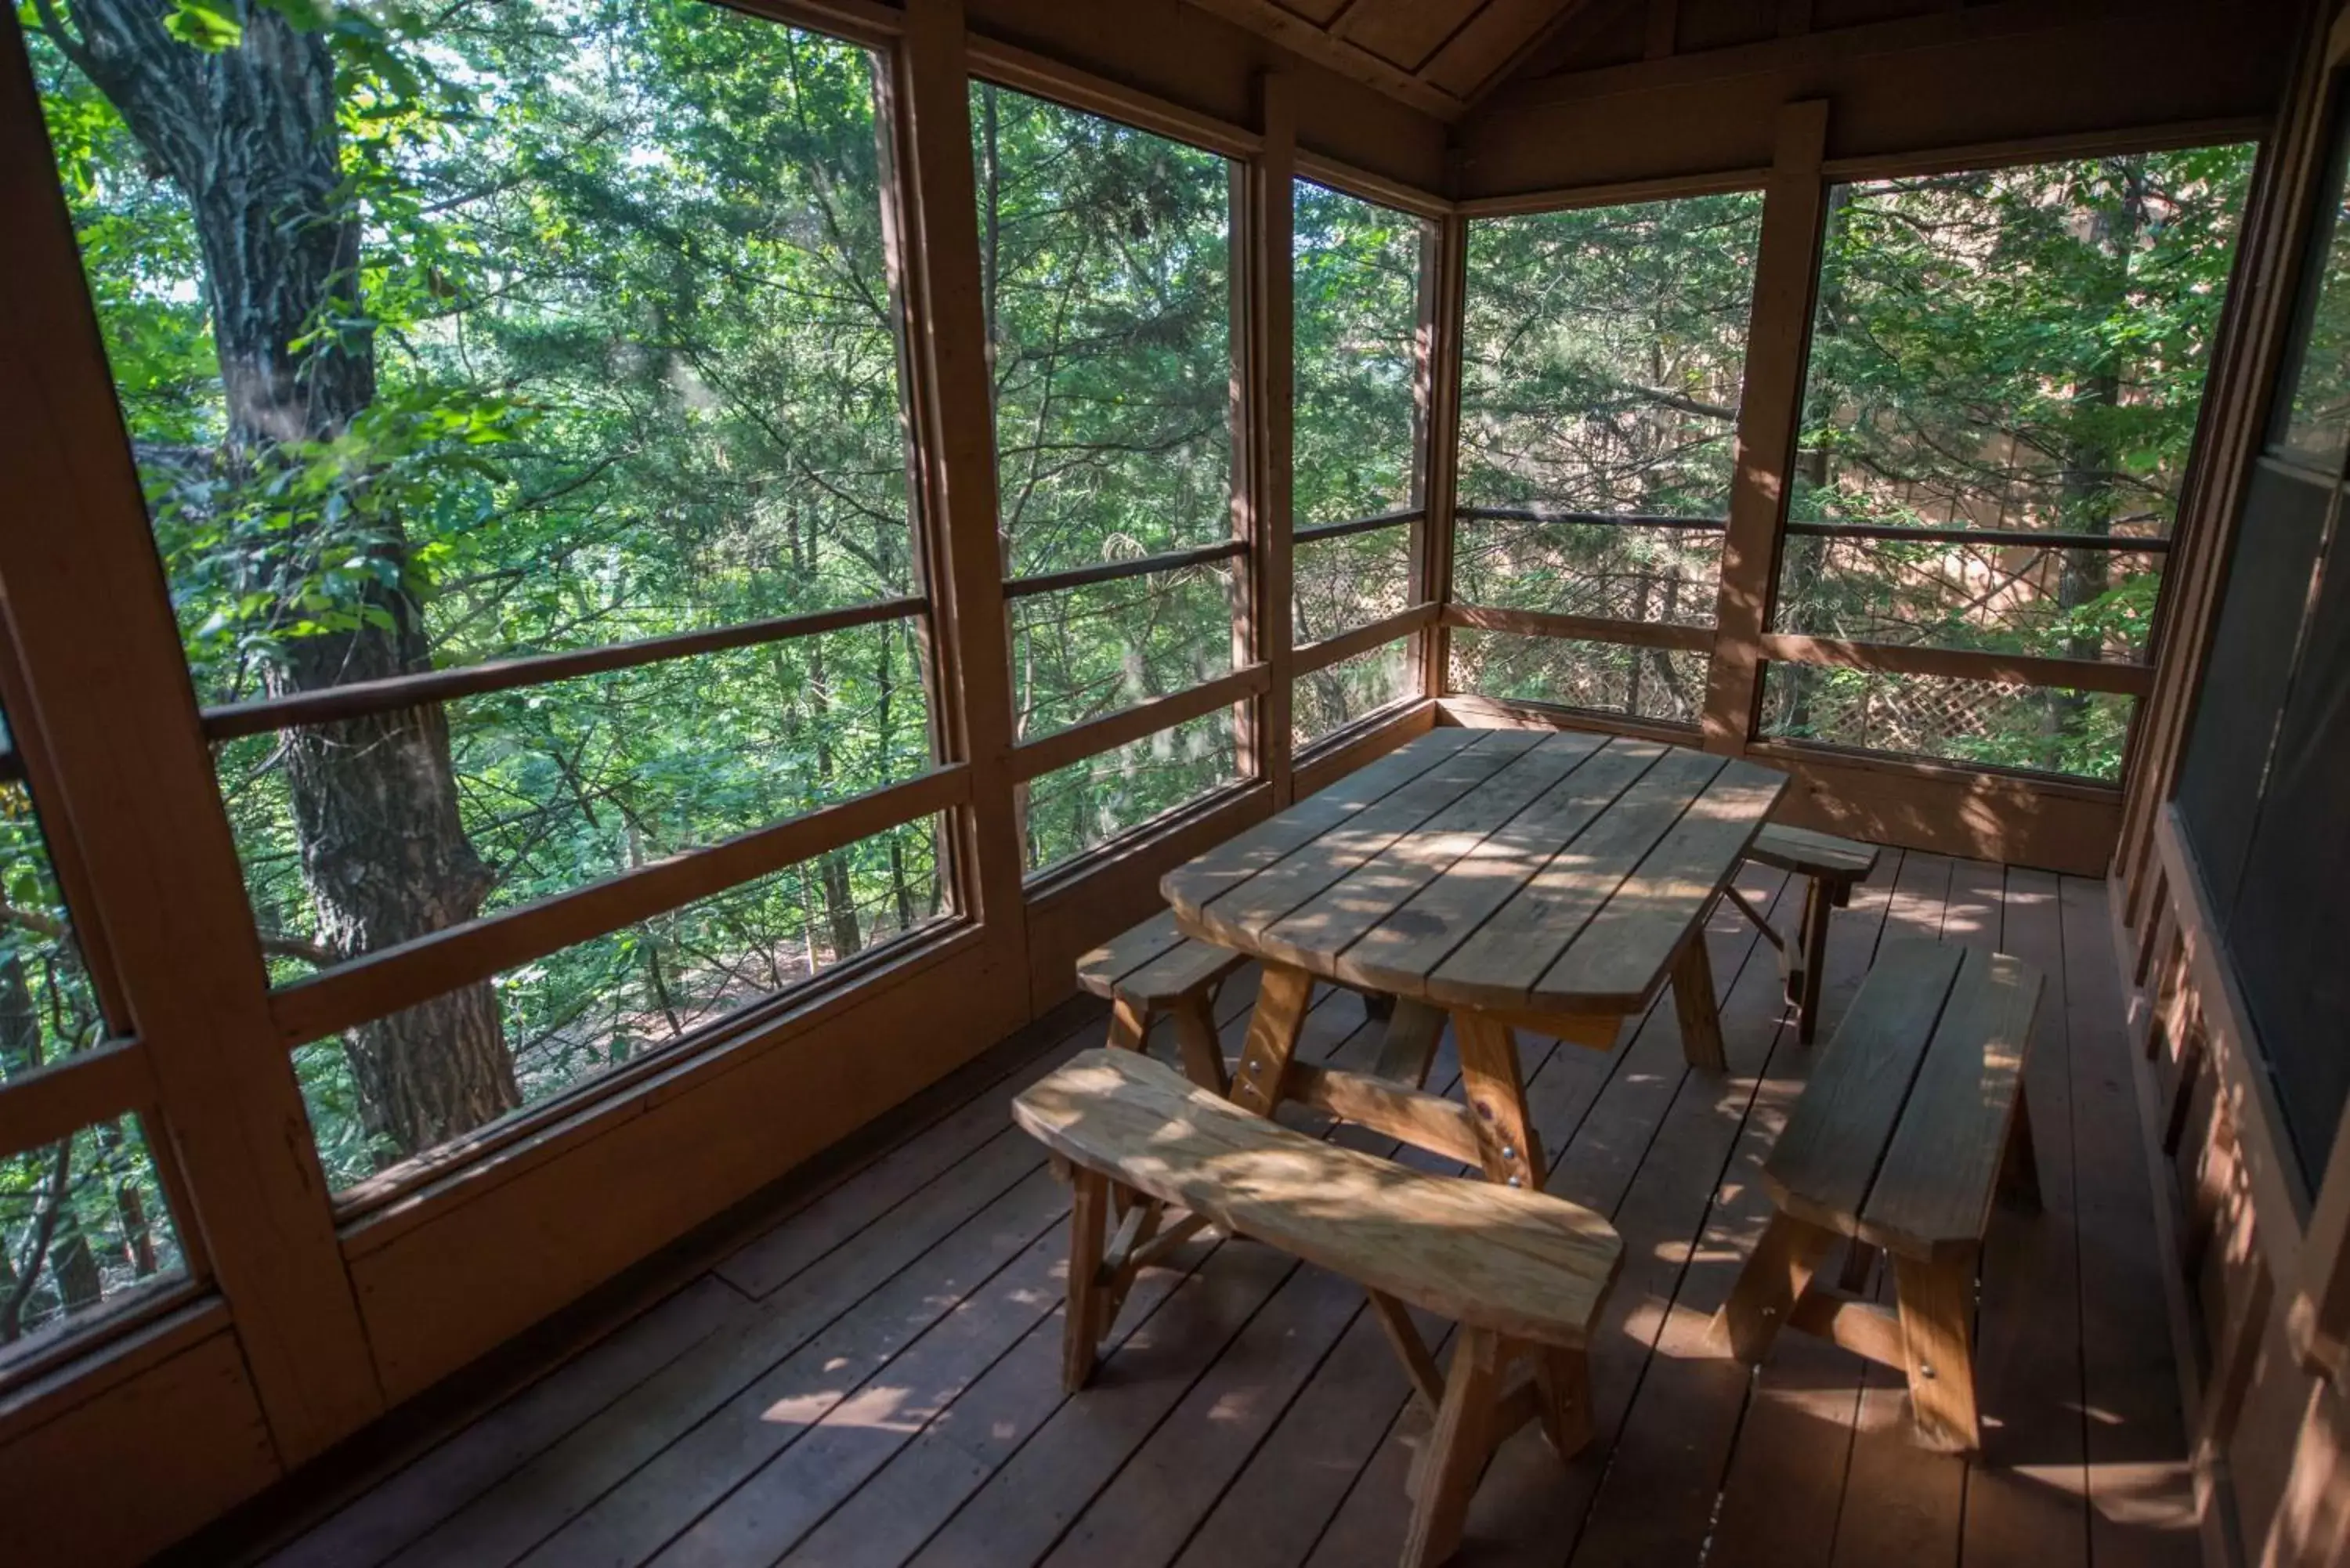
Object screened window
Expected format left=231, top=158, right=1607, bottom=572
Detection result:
left=2178, top=108, right=2350, bottom=1186
left=1767, top=147, right=2257, bottom=780
left=1292, top=179, right=1429, bottom=746
left=972, top=84, right=1253, bottom=872
left=0, top=725, right=186, bottom=1360
left=24, top=0, right=949, bottom=1188
left=1449, top=193, right=1765, bottom=723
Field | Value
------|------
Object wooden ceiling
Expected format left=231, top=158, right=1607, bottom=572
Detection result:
left=1181, top=0, right=1593, bottom=120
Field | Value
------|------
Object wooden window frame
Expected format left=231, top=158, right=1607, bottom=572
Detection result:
left=1441, top=104, right=2255, bottom=802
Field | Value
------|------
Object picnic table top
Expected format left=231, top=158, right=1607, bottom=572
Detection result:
left=1163, top=728, right=1788, bottom=1019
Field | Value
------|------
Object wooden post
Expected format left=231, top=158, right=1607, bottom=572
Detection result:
left=0, top=16, right=381, bottom=1461
left=1246, top=72, right=1298, bottom=804
left=1702, top=99, right=1829, bottom=758
left=1420, top=211, right=1470, bottom=705
left=895, top=0, right=1028, bottom=948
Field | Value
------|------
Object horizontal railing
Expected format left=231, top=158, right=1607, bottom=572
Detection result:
left=1292, top=505, right=1424, bottom=544
left=199, top=594, right=928, bottom=741
left=1000, top=537, right=1249, bottom=600
left=1454, top=505, right=1727, bottom=532
left=1010, top=665, right=1269, bottom=783
left=1783, top=518, right=2171, bottom=551
left=266, top=764, right=971, bottom=1048
left=0, top=1036, right=155, bottom=1165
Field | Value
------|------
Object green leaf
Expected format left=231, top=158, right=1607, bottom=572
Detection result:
left=164, top=0, right=244, bottom=52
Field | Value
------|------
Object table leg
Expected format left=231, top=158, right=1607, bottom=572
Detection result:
left=1371, top=996, right=1445, bottom=1088
left=1453, top=1013, right=1544, bottom=1190
left=1672, top=933, right=1727, bottom=1072
left=1226, top=960, right=1315, bottom=1117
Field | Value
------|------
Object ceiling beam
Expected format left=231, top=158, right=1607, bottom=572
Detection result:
left=1183, top=0, right=1470, bottom=118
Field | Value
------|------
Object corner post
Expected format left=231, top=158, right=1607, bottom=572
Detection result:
left=0, top=16, right=381, bottom=1461
left=1702, top=99, right=1829, bottom=757
left=895, top=0, right=1029, bottom=964
left=1420, top=210, right=1470, bottom=709
left=1245, top=71, right=1298, bottom=804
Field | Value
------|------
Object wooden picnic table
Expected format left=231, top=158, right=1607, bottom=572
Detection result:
left=1162, top=727, right=1788, bottom=1192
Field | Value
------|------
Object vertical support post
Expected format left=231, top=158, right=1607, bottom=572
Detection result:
left=0, top=18, right=381, bottom=1461
left=1645, top=0, right=1679, bottom=59
left=895, top=0, right=1028, bottom=954
left=1246, top=72, right=1297, bottom=804
left=1420, top=211, right=1470, bottom=706
left=1703, top=99, right=1828, bottom=758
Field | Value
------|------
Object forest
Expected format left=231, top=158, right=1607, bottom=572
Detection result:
left=0, top=0, right=2247, bottom=1353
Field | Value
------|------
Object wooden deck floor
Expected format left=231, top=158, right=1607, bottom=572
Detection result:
left=253, top=851, right=2200, bottom=1568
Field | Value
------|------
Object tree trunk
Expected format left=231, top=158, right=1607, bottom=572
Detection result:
left=54, top=0, right=517, bottom=1160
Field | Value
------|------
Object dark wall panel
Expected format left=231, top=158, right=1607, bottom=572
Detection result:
left=2176, top=460, right=2334, bottom=912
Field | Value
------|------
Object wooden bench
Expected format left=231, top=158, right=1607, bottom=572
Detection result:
left=1076, top=909, right=1247, bottom=1094
left=1714, top=939, right=2043, bottom=1452
left=1726, top=823, right=1882, bottom=1042
left=1014, top=1048, right=1624, bottom=1568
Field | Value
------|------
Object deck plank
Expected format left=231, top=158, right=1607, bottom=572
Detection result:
left=1825, top=851, right=1969, bottom=1568
left=2059, top=873, right=2201, bottom=1566
left=266, top=844, right=2168, bottom=1568
left=1302, top=868, right=1793, bottom=1565
left=1703, top=851, right=1903, bottom=1568
left=1960, top=864, right=2092, bottom=1567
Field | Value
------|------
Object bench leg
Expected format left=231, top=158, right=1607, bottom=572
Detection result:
left=1168, top=988, right=1230, bottom=1096
left=1716, top=1210, right=1835, bottom=1365
left=1535, top=1346, right=1594, bottom=1461
left=1401, top=1327, right=1506, bottom=1568
left=1372, top=996, right=1446, bottom=1089
left=1998, top=1079, right=2042, bottom=1212
left=1893, top=1250, right=1980, bottom=1453
left=1062, top=1168, right=1112, bottom=1393
left=1672, top=934, right=1727, bottom=1072
left=1104, top=995, right=1150, bottom=1054
left=1795, top=877, right=1834, bottom=1044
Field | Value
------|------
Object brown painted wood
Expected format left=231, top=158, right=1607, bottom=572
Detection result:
left=1165, top=728, right=1477, bottom=915
left=1757, top=630, right=2156, bottom=699
left=1340, top=735, right=1667, bottom=998
left=1861, top=947, right=2042, bottom=1260
left=0, top=14, right=381, bottom=1458
left=1716, top=1209, right=1835, bottom=1364
left=1700, top=99, right=1826, bottom=757
left=1531, top=758, right=1786, bottom=1011
left=1179, top=730, right=1540, bottom=949
left=1748, top=822, right=1879, bottom=881
left=1292, top=603, right=1439, bottom=677
left=0, top=1324, right=280, bottom=1566
left=1763, top=940, right=1965, bottom=1235
left=1178, top=0, right=1469, bottom=116
left=1893, top=1249, right=1980, bottom=1451
left=199, top=595, right=927, bottom=742
left=1255, top=731, right=1603, bottom=974
left=1427, top=746, right=1726, bottom=1009
left=269, top=764, right=970, bottom=1048
left=897, top=0, right=1029, bottom=960
left=1398, top=1326, right=1506, bottom=1568
left=1012, top=1048, right=1622, bottom=1345
left=1062, top=1168, right=1112, bottom=1389
left=240, top=841, right=2167, bottom=1568
left=0, top=1038, right=157, bottom=1165
left=1227, top=959, right=1319, bottom=1117
left=1282, top=1060, right=1483, bottom=1165
left=1010, top=667, right=1271, bottom=784
left=1442, top=601, right=1718, bottom=653
left=1669, top=930, right=1726, bottom=1072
